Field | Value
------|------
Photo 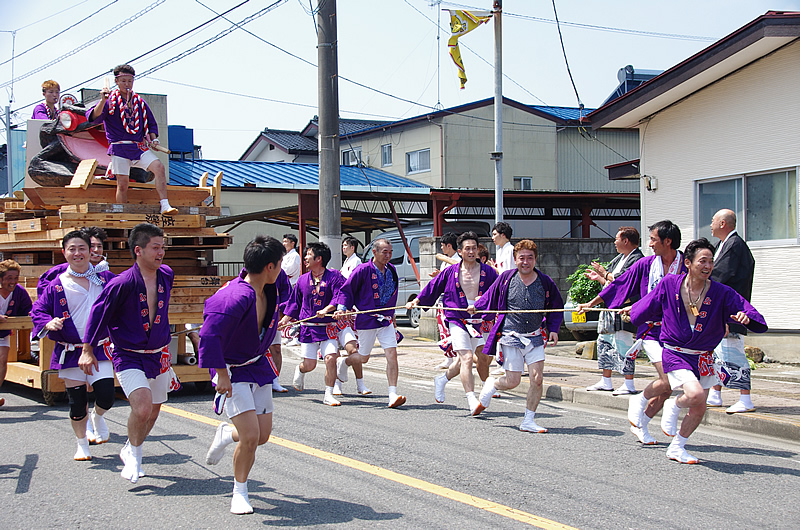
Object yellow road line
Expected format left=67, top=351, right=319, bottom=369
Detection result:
left=160, top=404, right=577, bottom=529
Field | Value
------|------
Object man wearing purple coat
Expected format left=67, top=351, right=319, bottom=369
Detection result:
left=334, top=238, right=406, bottom=408
left=0, top=260, right=33, bottom=409
left=265, top=269, right=292, bottom=393
left=199, top=236, right=285, bottom=515
left=82, top=223, right=174, bottom=484
left=629, top=238, right=767, bottom=464
left=407, top=232, right=498, bottom=415
left=577, top=220, right=686, bottom=445
left=32, top=231, right=116, bottom=460
left=86, top=63, right=177, bottom=215
left=474, top=240, right=563, bottom=433
left=281, top=242, right=358, bottom=406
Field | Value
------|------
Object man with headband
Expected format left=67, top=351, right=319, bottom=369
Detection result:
left=87, top=64, right=177, bottom=215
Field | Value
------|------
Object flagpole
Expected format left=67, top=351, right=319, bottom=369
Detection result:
left=492, top=1, right=503, bottom=224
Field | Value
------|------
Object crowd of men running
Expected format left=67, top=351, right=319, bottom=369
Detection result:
left=0, top=211, right=766, bottom=514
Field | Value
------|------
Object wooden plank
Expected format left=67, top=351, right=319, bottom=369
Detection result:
left=0, top=316, right=33, bottom=330
left=61, top=202, right=221, bottom=216
left=66, top=159, right=98, bottom=189
left=24, top=186, right=212, bottom=207
left=7, top=216, right=60, bottom=234
left=173, top=276, right=233, bottom=288
left=59, top=212, right=205, bottom=229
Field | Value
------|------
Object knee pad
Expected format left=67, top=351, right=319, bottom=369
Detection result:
left=91, top=378, right=116, bottom=411
left=66, top=385, right=88, bottom=421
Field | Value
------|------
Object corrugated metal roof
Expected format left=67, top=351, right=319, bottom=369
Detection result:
left=169, top=160, right=429, bottom=191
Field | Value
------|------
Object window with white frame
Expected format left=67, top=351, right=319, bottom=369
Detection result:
left=514, top=176, right=533, bottom=191
left=696, top=168, right=797, bottom=243
left=406, top=148, right=430, bottom=174
left=342, top=147, right=362, bottom=166
left=381, top=144, right=392, bottom=167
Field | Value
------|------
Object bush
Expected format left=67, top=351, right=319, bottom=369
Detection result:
left=566, top=261, right=609, bottom=304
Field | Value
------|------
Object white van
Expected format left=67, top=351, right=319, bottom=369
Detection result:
left=362, top=222, right=490, bottom=327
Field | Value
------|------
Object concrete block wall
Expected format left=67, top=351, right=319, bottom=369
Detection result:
left=418, top=236, right=618, bottom=340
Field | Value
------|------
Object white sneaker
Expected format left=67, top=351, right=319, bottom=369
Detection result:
left=91, top=410, right=110, bottom=444
left=231, top=492, right=254, bottom=515
left=661, top=398, right=681, bottom=437
left=478, top=378, right=495, bottom=410
left=74, top=438, right=92, bottom=461
left=437, top=357, right=454, bottom=369
left=272, top=380, right=288, bottom=393
left=586, top=380, right=614, bottom=391
left=333, top=380, right=344, bottom=395
left=293, top=365, right=305, bottom=391
left=666, top=443, right=699, bottom=464
left=630, top=425, right=657, bottom=445
left=706, top=392, right=723, bottom=406
left=206, top=422, right=233, bottom=465
left=323, top=393, right=341, bottom=406
left=357, top=382, right=372, bottom=395
left=336, top=357, right=349, bottom=382
left=120, top=441, right=145, bottom=479
left=519, top=417, right=547, bottom=433
left=628, top=392, right=648, bottom=428
left=726, top=400, right=756, bottom=414
left=468, top=395, right=484, bottom=416
left=434, top=374, right=448, bottom=403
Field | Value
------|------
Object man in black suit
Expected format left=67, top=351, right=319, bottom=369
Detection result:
left=584, top=227, right=645, bottom=397
left=707, top=209, right=756, bottom=413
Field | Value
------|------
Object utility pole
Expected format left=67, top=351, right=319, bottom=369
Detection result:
left=492, top=1, right=503, bottom=225
left=4, top=105, right=12, bottom=196
left=317, top=0, right=342, bottom=267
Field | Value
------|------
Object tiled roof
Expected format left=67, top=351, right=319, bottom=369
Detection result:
left=262, top=130, right=317, bottom=153
left=307, top=117, right=393, bottom=136
left=169, top=160, right=429, bottom=191
left=528, top=105, right=595, bottom=122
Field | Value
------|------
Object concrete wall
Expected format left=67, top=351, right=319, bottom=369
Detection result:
left=418, top=236, right=618, bottom=339
left=637, top=39, right=800, bottom=338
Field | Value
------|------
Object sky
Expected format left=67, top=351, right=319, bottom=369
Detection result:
left=2, top=0, right=799, bottom=160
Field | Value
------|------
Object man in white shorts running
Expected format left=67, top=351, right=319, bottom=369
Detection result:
left=407, top=232, right=498, bottom=415
left=199, top=236, right=285, bottom=514
left=474, top=240, right=563, bottom=432
left=82, top=223, right=175, bottom=483
left=334, top=238, right=405, bottom=408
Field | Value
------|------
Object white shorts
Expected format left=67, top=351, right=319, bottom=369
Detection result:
left=448, top=323, right=485, bottom=352
left=501, top=343, right=545, bottom=372
left=116, top=368, right=170, bottom=404
left=338, top=326, right=357, bottom=347
left=667, top=369, right=717, bottom=391
left=226, top=381, right=274, bottom=418
left=59, top=360, right=114, bottom=385
left=643, top=339, right=663, bottom=364
left=110, top=150, right=159, bottom=176
left=357, top=325, right=397, bottom=357
left=0, top=336, right=10, bottom=348
left=300, top=339, right=339, bottom=360
left=271, top=331, right=282, bottom=346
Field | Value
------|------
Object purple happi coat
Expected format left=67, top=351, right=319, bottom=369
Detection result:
left=84, top=263, right=173, bottom=378
left=198, top=271, right=280, bottom=386
left=335, top=261, right=399, bottom=330
left=283, top=268, right=346, bottom=343
left=0, top=285, right=33, bottom=339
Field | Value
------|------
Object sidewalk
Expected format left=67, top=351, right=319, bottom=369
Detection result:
left=314, top=327, right=800, bottom=444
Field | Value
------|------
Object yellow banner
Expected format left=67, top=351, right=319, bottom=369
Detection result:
left=447, top=10, right=492, bottom=89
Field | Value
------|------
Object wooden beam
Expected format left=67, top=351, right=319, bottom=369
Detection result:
left=66, top=159, right=98, bottom=189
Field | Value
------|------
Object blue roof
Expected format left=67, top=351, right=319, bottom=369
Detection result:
left=169, top=160, right=429, bottom=192
left=528, top=105, right=595, bottom=122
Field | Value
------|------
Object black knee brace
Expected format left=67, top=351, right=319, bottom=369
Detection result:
left=92, top=378, right=116, bottom=411
left=66, top=385, right=88, bottom=421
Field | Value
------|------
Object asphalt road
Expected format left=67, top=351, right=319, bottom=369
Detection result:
left=2, top=362, right=800, bottom=529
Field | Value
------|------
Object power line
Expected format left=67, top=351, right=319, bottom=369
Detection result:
left=551, top=0, right=583, bottom=110
left=0, top=0, right=168, bottom=90
left=5, top=0, right=93, bottom=32
left=0, top=0, right=120, bottom=67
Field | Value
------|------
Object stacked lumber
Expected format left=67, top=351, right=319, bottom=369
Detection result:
left=2, top=169, right=235, bottom=397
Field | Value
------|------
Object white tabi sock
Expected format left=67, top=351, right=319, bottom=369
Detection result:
left=388, top=385, right=398, bottom=397
left=233, top=479, right=248, bottom=495
left=602, top=376, right=612, bottom=387
left=159, top=199, right=172, bottom=211
left=325, top=386, right=334, bottom=396
left=740, top=394, right=754, bottom=408
left=641, top=412, right=653, bottom=427
left=356, top=378, right=366, bottom=385
left=524, top=408, right=536, bottom=420
left=673, top=433, right=689, bottom=448
left=624, top=379, right=636, bottom=391
left=466, top=391, right=476, bottom=398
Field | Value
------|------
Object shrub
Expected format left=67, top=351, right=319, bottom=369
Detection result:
left=566, top=261, right=609, bottom=304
